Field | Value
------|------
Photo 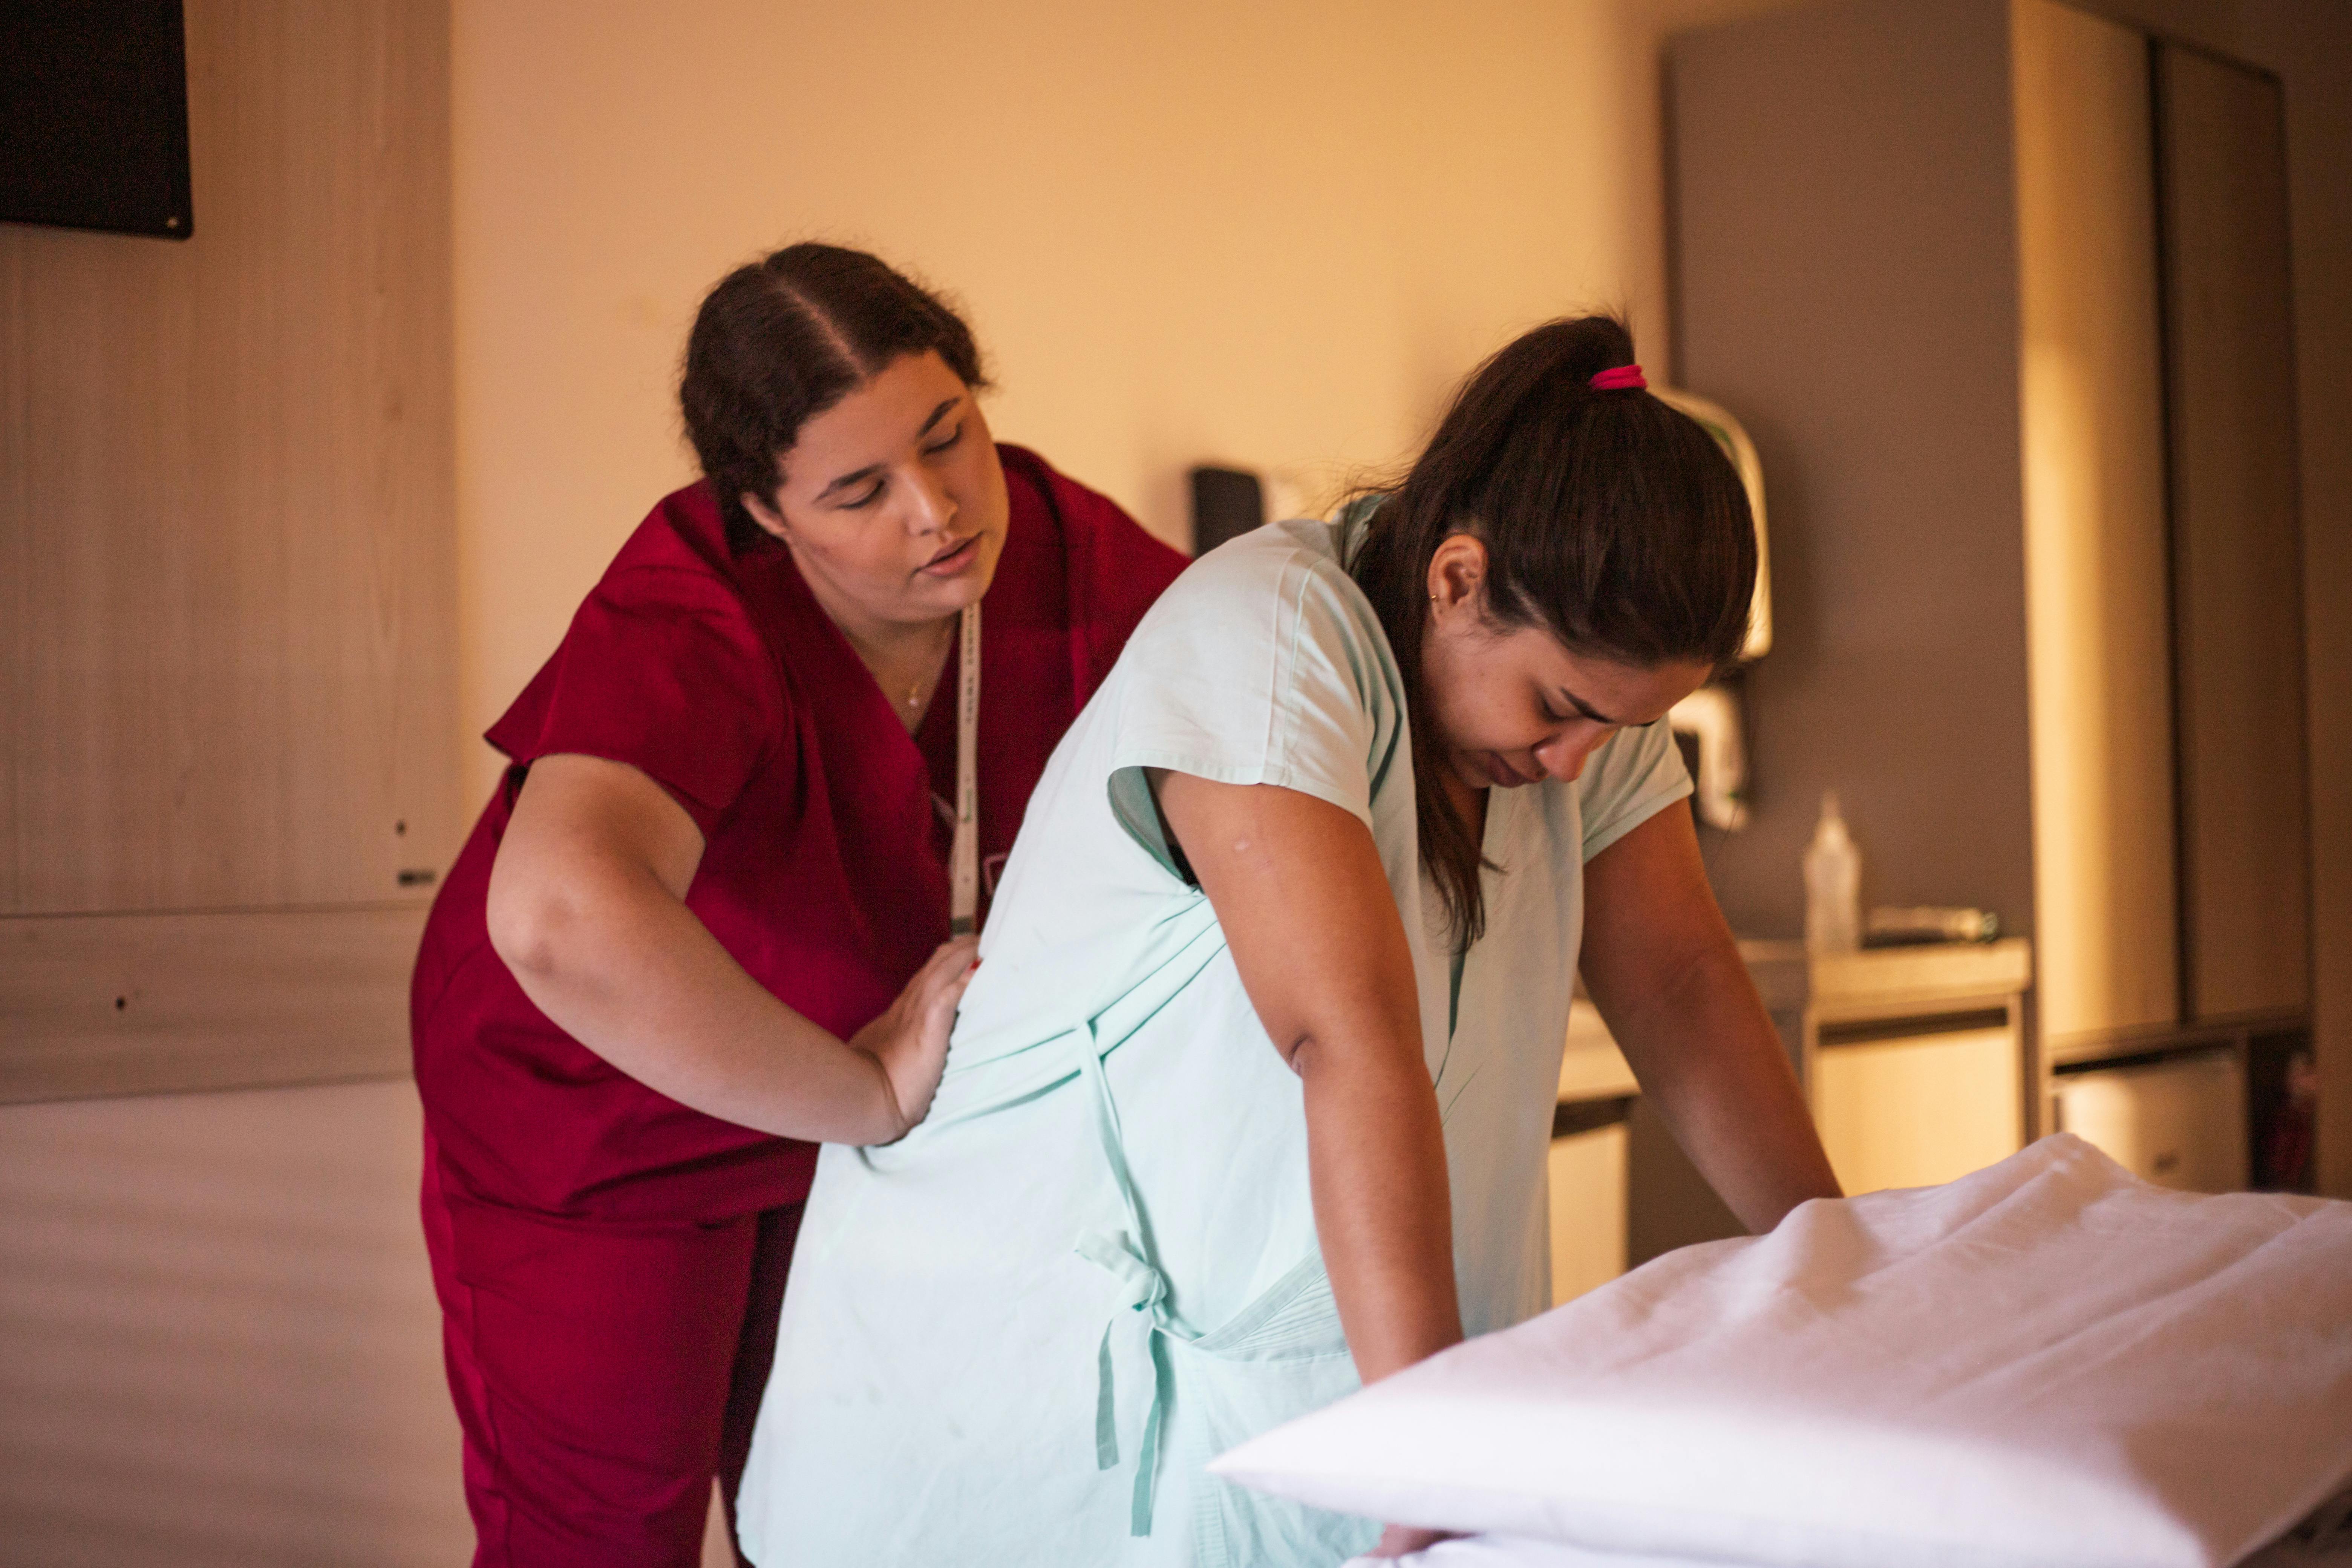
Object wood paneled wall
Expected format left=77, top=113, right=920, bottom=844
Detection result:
left=0, top=0, right=455, bottom=1097
left=0, top=0, right=457, bottom=915
left=0, top=1082, right=471, bottom=1565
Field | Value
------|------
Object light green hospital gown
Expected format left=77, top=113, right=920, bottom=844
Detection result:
left=735, top=518, right=1692, bottom=1567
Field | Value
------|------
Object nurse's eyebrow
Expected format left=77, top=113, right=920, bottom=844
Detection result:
left=1556, top=684, right=1621, bottom=726
left=915, top=395, right=960, bottom=437
left=813, top=397, right=965, bottom=500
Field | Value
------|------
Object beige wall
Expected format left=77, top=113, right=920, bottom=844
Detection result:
left=451, top=0, right=1789, bottom=806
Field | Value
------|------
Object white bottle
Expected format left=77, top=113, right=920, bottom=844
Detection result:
left=1804, top=791, right=1862, bottom=952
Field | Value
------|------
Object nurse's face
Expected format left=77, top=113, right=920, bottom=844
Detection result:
left=744, top=349, right=1010, bottom=634
left=1420, top=534, right=1711, bottom=793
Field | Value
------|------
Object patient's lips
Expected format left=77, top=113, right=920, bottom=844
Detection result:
left=1482, top=750, right=1539, bottom=787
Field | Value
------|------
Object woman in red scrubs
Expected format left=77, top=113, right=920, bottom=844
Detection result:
left=409, top=243, right=1186, bottom=1567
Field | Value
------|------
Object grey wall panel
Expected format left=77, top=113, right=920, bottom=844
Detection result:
left=1670, top=0, right=2036, bottom=940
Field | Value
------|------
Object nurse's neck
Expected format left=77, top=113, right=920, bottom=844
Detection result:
left=832, top=608, right=958, bottom=733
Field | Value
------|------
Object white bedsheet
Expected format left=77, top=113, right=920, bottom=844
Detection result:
left=1223, top=1135, right=2352, bottom=1568
left=1342, top=1494, right=2352, bottom=1568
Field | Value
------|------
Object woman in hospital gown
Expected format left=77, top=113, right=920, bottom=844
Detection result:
left=735, top=316, right=1843, bottom=1566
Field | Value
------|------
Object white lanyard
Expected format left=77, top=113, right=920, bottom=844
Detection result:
left=949, top=600, right=981, bottom=934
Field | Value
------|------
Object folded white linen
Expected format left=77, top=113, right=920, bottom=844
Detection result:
left=1341, top=1536, right=1726, bottom=1568
left=1337, top=1496, right=2352, bottom=1568
left=1218, top=1135, right=2352, bottom=1568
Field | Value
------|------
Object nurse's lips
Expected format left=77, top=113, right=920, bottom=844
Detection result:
left=917, top=534, right=980, bottom=576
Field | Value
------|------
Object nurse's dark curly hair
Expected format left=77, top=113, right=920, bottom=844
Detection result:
left=682, top=243, right=990, bottom=556
left=1346, top=315, right=1756, bottom=946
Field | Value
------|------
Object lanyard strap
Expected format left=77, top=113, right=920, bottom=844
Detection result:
left=949, top=601, right=981, bottom=935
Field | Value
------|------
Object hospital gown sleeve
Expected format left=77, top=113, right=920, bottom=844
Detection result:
left=1575, top=718, right=1694, bottom=862
left=1103, top=546, right=1395, bottom=871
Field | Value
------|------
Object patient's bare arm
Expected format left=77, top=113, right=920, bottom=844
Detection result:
left=1580, top=804, right=1843, bottom=1232
left=1147, top=770, right=1464, bottom=1380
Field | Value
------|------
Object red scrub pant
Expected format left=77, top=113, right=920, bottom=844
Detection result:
left=421, top=1150, right=800, bottom=1568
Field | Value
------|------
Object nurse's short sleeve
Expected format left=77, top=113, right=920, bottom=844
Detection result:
left=1576, top=718, right=1694, bottom=863
left=490, top=564, right=782, bottom=836
left=1106, top=539, right=1396, bottom=848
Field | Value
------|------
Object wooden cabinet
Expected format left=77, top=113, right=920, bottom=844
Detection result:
left=2157, top=46, right=2311, bottom=1026
left=1549, top=1000, right=1638, bottom=1304
left=0, top=1, right=455, bottom=1099
left=1813, top=1025, right=2021, bottom=1195
left=1670, top=0, right=2311, bottom=1152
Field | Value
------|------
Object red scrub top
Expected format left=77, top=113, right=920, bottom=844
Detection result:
left=411, top=444, right=1186, bottom=1224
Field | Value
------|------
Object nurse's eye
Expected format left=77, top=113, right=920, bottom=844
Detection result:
left=922, top=423, right=964, bottom=457
left=841, top=480, right=886, bottom=509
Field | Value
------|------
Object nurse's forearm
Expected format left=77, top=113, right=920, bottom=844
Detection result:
left=497, top=863, right=909, bottom=1144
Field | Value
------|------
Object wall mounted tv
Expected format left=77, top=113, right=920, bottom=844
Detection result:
left=1, top=1, right=193, bottom=240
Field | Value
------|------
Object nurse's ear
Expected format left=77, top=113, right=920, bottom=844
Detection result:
left=741, top=487, right=793, bottom=544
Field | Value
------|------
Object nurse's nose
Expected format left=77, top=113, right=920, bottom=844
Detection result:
left=901, top=464, right=957, bottom=535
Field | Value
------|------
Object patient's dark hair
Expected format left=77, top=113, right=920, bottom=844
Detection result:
left=681, top=242, right=989, bottom=555
left=1346, top=315, right=1756, bottom=946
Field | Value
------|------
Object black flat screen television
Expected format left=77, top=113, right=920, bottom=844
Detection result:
left=1, top=0, right=193, bottom=240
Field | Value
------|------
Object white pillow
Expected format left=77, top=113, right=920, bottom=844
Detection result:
left=1213, top=1135, right=2352, bottom=1568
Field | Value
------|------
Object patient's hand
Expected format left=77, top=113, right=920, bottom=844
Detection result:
left=1367, top=1523, right=1459, bottom=1558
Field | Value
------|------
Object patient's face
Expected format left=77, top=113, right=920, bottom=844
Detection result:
left=1420, top=561, right=1710, bottom=796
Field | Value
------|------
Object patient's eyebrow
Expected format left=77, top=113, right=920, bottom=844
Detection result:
left=1557, top=684, right=1621, bottom=726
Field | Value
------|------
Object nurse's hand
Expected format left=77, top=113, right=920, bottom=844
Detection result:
left=850, top=936, right=980, bottom=1141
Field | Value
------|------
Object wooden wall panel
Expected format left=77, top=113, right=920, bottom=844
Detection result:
left=2156, top=47, right=2311, bottom=1024
left=0, top=908, right=425, bottom=1103
left=0, top=1082, right=470, bottom=1563
left=2012, top=0, right=2179, bottom=1044
left=0, top=0, right=459, bottom=917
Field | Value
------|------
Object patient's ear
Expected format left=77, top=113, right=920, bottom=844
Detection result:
left=1425, top=534, right=1490, bottom=624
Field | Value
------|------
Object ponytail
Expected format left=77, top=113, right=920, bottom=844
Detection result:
left=1346, top=316, right=1755, bottom=945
